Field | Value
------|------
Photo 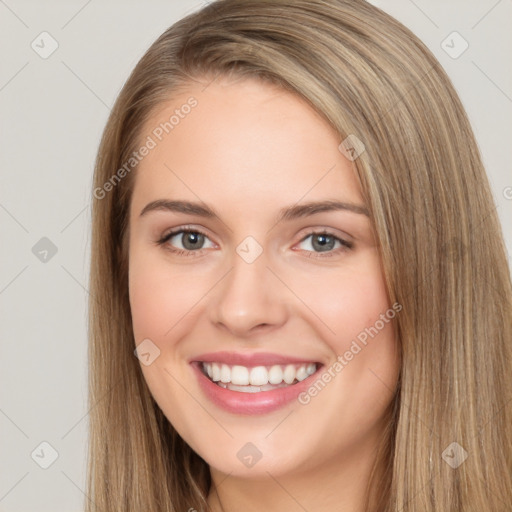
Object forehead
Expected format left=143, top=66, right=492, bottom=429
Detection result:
left=131, top=77, right=363, bottom=214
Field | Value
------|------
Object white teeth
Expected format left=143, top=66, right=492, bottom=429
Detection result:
left=231, top=365, right=249, bottom=385
left=201, top=361, right=318, bottom=390
left=227, top=382, right=291, bottom=393
left=211, top=363, right=221, bottom=382
left=227, top=384, right=262, bottom=393
left=220, top=364, right=231, bottom=383
left=283, top=364, right=296, bottom=384
left=296, top=366, right=309, bottom=382
left=268, top=365, right=284, bottom=384
left=249, top=366, right=268, bottom=386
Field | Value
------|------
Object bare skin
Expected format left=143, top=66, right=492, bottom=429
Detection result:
left=128, top=75, right=400, bottom=512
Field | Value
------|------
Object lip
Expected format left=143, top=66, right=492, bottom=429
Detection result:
left=190, top=352, right=322, bottom=415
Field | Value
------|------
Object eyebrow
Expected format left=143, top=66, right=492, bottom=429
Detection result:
left=139, top=199, right=369, bottom=221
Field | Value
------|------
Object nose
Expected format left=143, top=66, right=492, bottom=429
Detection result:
left=209, top=248, right=289, bottom=338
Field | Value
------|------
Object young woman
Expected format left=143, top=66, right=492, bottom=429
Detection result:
left=87, top=1, right=512, bottom=510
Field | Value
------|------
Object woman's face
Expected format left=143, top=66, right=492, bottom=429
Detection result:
left=128, top=76, right=400, bottom=481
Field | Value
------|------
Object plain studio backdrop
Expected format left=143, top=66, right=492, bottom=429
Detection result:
left=0, top=0, right=511, bottom=510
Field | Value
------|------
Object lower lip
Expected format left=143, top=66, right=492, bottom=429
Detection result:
left=192, top=362, right=320, bottom=415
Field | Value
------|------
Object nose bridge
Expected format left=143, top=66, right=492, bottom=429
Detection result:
left=209, top=240, right=288, bottom=336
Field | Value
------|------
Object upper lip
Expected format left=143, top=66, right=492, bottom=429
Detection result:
left=190, top=351, right=321, bottom=367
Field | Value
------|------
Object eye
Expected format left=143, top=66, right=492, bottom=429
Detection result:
left=157, top=228, right=215, bottom=254
left=296, top=231, right=353, bottom=255
left=156, top=227, right=352, bottom=257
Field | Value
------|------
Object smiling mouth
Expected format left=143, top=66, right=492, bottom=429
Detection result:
left=200, top=362, right=319, bottom=393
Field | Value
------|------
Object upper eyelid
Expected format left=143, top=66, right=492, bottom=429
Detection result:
left=165, top=226, right=210, bottom=237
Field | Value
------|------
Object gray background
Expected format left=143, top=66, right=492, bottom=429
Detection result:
left=0, top=0, right=510, bottom=510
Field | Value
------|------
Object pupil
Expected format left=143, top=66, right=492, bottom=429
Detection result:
left=312, top=234, right=334, bottom=252
left=183, top=232, right=204, bottom=250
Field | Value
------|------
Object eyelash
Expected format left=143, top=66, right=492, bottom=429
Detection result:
left=155, top=226, right=353, bottom=258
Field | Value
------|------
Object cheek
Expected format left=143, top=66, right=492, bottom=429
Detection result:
left=290, top=256, right=399, bottom=404
left=290, top=256, right=393, bottom=346
left=128, top=251, right=210, bottom=343
left=128, top=251, right=212, bottom=441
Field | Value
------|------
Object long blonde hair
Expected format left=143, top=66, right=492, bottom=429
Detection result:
left=87, top=1, right=512, bottom=510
